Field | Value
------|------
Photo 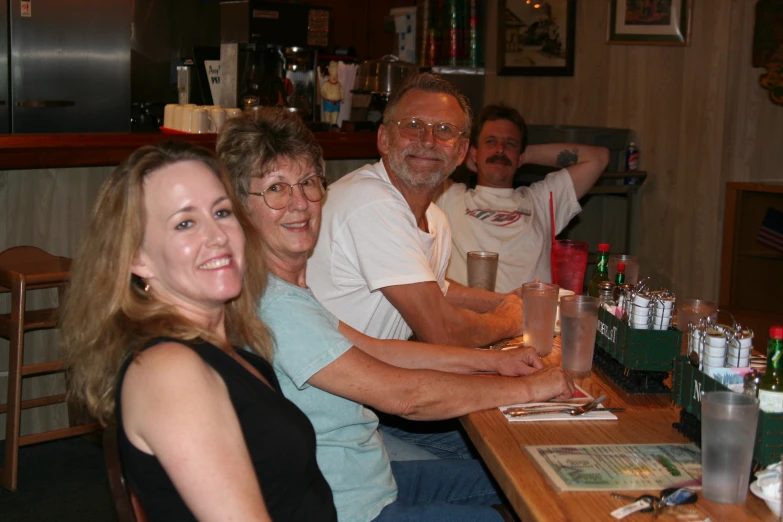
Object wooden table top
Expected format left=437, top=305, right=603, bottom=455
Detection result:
left=460, top=341, right=777, bottom=522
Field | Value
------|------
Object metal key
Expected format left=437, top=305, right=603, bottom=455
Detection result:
left=653, top=503, right=700, bottom=520
left=610, top=493, right=657, bottom=513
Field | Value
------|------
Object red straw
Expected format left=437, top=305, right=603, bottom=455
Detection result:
left=549, top=191, right=557, bottom=284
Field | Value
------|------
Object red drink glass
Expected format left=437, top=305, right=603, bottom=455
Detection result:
left=552, top=240, right=588, bottom=295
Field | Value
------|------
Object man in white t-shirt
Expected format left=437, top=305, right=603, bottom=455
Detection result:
left=308, top=75, right=524, bottom=349
left=308, top=81, right=574, bottom=463
left=435, top=104, right=609, bottom=293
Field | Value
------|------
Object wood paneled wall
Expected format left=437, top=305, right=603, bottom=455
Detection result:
left=485, top=0, right=783, bottom=301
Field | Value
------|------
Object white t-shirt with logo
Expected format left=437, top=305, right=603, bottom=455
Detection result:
left=435, top=169, right=580, bottom=293
left=308, top=161, right=452, bottom=341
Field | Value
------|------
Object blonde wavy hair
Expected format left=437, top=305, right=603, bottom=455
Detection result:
left=60, top=141, right=273, bottom=425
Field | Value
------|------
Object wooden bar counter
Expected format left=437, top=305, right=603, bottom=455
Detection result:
left=461, top=340, right=777, bottom=522
left=0, top=131, right=380, bottom=169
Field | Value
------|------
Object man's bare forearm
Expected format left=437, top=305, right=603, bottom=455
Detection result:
left=382, top=281, right=522, bottom=348
left=445, top=279, right=505, bottom=312
left=420, top=295, right=522, bottom=347
left=522, top=143, right=609, bottom=171
left=523, top=143, right=609, bottom=198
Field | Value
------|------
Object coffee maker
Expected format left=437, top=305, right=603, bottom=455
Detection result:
left=219, top=1, right=330, bottom=121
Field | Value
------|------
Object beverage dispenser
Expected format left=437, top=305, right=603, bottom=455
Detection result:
left=219, top=1, right=331, bottom=121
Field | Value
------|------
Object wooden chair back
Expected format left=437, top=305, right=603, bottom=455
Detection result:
left=103, top=422, right=150, bottom=522
left=0, top=245, right=100, bottom=491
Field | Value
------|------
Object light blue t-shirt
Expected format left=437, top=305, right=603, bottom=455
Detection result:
left=260, top=275, right=397, bottom=522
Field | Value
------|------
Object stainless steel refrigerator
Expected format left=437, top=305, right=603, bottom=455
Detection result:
left=0, top=0, right=131, bottom=133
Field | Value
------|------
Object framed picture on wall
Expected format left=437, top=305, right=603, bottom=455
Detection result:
left=607, top=0, right=692, bottom=45
left=497, top=0, right=576, bottom=76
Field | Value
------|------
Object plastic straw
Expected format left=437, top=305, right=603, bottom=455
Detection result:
left=550, top=192, right=557, bottom=284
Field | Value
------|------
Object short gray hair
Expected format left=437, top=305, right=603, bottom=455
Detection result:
left=216, top=108, right=325, bottom=209
left=382, top=73, right=473, bottom=136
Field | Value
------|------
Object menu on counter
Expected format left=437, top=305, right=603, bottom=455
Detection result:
left=524, top=443, right=702, bottom=492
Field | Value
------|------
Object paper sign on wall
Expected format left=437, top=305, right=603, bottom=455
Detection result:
left=204, top=60, right=221, bottom=107
left=21, top=1, right=31, bottom=17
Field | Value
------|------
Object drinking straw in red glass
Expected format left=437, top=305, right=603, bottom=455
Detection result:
left=549, top=192, right=557, bottom=284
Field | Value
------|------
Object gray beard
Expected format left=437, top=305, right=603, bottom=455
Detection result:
left=387, top=148, right=458, bottom=189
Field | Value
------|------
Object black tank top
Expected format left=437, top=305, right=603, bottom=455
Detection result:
left=116, top=337, right=337, bottom=521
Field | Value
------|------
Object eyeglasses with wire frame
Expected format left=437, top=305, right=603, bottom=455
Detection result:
left=394, top=118, right=466, bottom=146
left=248, top=175, right=328, bottom=210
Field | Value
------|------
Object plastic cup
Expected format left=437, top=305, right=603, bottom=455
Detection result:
left=727, top=355, right=750, bottom=367
left=608, top=254, right=639, bottom=285
left=560, top=295, right=599, bottom=377
left=522, top=282, right=559, bottom=356
left=728, top=346, right=752, bottom=358
left=703, top=353, right=725, bottom=367
left=551, top=240, right=588, bottom=295
left=554, top=288, right=575, bottom=334
left=633, top=294, right=651, bottom=307
left=651, top=316, right=671, bottom=330
left=706, top=333, right=728, bottom=347
left=678, top=299, right=718, bottom=355
left=701, top=391, right=760, bottom=504
left=163, top=103, right=177, bottom=129
left=677, top=298, right=718, bottom=333
left=704, top=343, right=727, bottom=357
left=466, top=251, right=499, bottom=292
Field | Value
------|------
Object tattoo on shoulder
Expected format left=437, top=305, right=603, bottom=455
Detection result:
left=556, top=148, right=578, bottom=168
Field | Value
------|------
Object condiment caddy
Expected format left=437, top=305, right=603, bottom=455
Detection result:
left=671, top=354, right=783, bottom=468
left=686, top=310, right=756, bottom=376
left=595, top=277, right=682, bottom=374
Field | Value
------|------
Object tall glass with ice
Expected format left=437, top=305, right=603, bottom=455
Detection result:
left=466, top=251, right=499, bottom=292
left=560, top=295, right=600, bottom=377
left=522, top=282, right=559, bottom=356
left=701, top=391, right=759, bottom=504
left=608, top=254, right=640, bottom=285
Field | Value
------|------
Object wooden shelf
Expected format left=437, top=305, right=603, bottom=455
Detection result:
left=518, top=171, right=647, bottom=196
left=738, top=250, right=783, bottom=261
left=588, top=185, right=642, bottom=196
left=0, top=131, right=379, bottom=170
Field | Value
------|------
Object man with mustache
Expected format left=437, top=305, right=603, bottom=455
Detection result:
left=435, top=104, right=609, bottom=293
left=309, top=75, right=524, bottom=350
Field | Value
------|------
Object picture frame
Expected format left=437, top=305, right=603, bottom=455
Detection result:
left=497, top=0, right=576, bottom=76
left=607, top=0, right=692, bottom=45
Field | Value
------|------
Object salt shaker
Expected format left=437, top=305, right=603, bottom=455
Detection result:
left=744, top=369, right=762, bottom=398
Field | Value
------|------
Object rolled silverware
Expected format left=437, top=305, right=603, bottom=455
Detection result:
left=506, top=402, right=590, bottom=410
left=503, top=407, right=626, bottom=417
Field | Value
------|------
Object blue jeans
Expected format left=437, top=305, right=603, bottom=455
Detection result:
left=381, top=429, right=439, bottom=461
left=379, top=422, right=475, bottom=460
left=371, top=460, right=505, bottom=521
